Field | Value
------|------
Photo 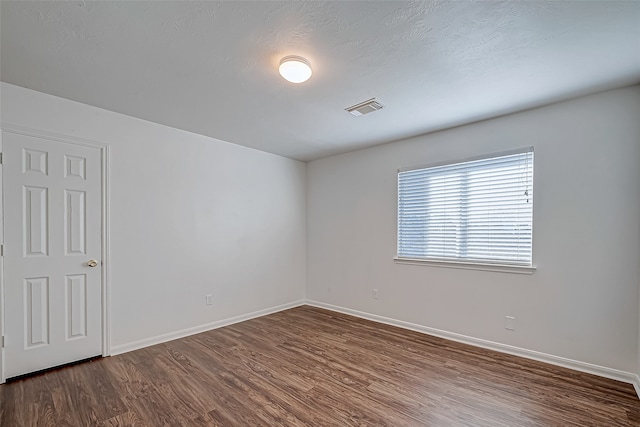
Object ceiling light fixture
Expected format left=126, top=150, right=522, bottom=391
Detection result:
left=279, top=56, right=312, bottom=83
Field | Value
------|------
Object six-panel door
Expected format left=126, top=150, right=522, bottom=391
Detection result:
left=4, top=132, right=102, bottom=378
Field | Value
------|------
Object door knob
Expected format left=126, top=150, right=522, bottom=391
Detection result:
left=87, top=259, right=98, bottom=267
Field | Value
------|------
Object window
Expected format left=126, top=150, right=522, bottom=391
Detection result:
left=397, top=148, right=533, bottom=268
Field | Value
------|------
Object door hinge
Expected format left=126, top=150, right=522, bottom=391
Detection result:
left=1, top=336, right=4, bottom=348
left=0, top=152, right=3, bottom=164
left=0, top=244, right=3, bottom=256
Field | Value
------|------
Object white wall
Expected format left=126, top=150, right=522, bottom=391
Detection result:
left=1, top=82, right=306, bottom=350
left=0, top=82, right=4, bottom=379
left=307, top=86, right=640, bottom=373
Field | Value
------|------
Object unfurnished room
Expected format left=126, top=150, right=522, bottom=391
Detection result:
left=1, top=1, right=640, bottom=426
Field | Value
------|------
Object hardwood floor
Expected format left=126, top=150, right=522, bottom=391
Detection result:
left=2, top=305, right=640, bottom=426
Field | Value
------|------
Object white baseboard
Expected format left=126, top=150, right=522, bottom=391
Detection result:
left=632, top=374, right=640, bottom=398
left=306, top=300, right=640, bottom=399
left=110, top=300, right=305, bottom=356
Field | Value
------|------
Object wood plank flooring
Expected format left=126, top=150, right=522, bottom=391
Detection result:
left=2, top=305, right=640, bottom=426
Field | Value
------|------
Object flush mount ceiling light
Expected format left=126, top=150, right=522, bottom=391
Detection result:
left=279, top=56, right=312, bottom=83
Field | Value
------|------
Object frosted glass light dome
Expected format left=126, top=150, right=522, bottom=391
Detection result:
left=279, top=56, right=312, bottom=83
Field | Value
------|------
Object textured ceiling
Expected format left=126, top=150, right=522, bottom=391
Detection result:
left=1, top=1, right=640, bottom=161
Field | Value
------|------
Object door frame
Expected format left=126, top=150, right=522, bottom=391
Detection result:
left=0, top=123, right=111, bottom=383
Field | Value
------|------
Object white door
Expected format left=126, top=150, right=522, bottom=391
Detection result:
left=3, top=132, right=103, bottom=378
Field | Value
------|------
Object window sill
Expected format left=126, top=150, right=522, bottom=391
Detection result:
left=393, top=257, right=536, bottom=275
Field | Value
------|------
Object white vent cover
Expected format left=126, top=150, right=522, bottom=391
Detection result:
left=345, top=98, right=384, bottom=117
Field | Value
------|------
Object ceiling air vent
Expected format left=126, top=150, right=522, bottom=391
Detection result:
left=345, top=98, right=384, bottom=117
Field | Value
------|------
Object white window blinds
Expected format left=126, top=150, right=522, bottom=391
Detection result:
left=398, top=149, right=533, bottom=266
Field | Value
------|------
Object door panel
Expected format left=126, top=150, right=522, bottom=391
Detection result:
left=4, top=132, right=102, bottom=378
left=25, top=277, right=50, bottom=347
left=65, top=189, right=86, bottom=255
left=24, top=186, right=49, bottom=256
left=65, top=274, right=87, bottom=339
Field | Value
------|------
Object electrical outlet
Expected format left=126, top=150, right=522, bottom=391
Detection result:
left=505, top=316, right=516, bottom=331
left=205, top=294, right=213, bottom=306
left=372, top=289, right=379, bottom=299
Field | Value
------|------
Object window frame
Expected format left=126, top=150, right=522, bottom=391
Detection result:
left=395, top=147, right=536, bottom=274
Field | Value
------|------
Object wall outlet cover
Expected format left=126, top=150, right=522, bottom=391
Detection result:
left=505, top=316, right=516, bottom=331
